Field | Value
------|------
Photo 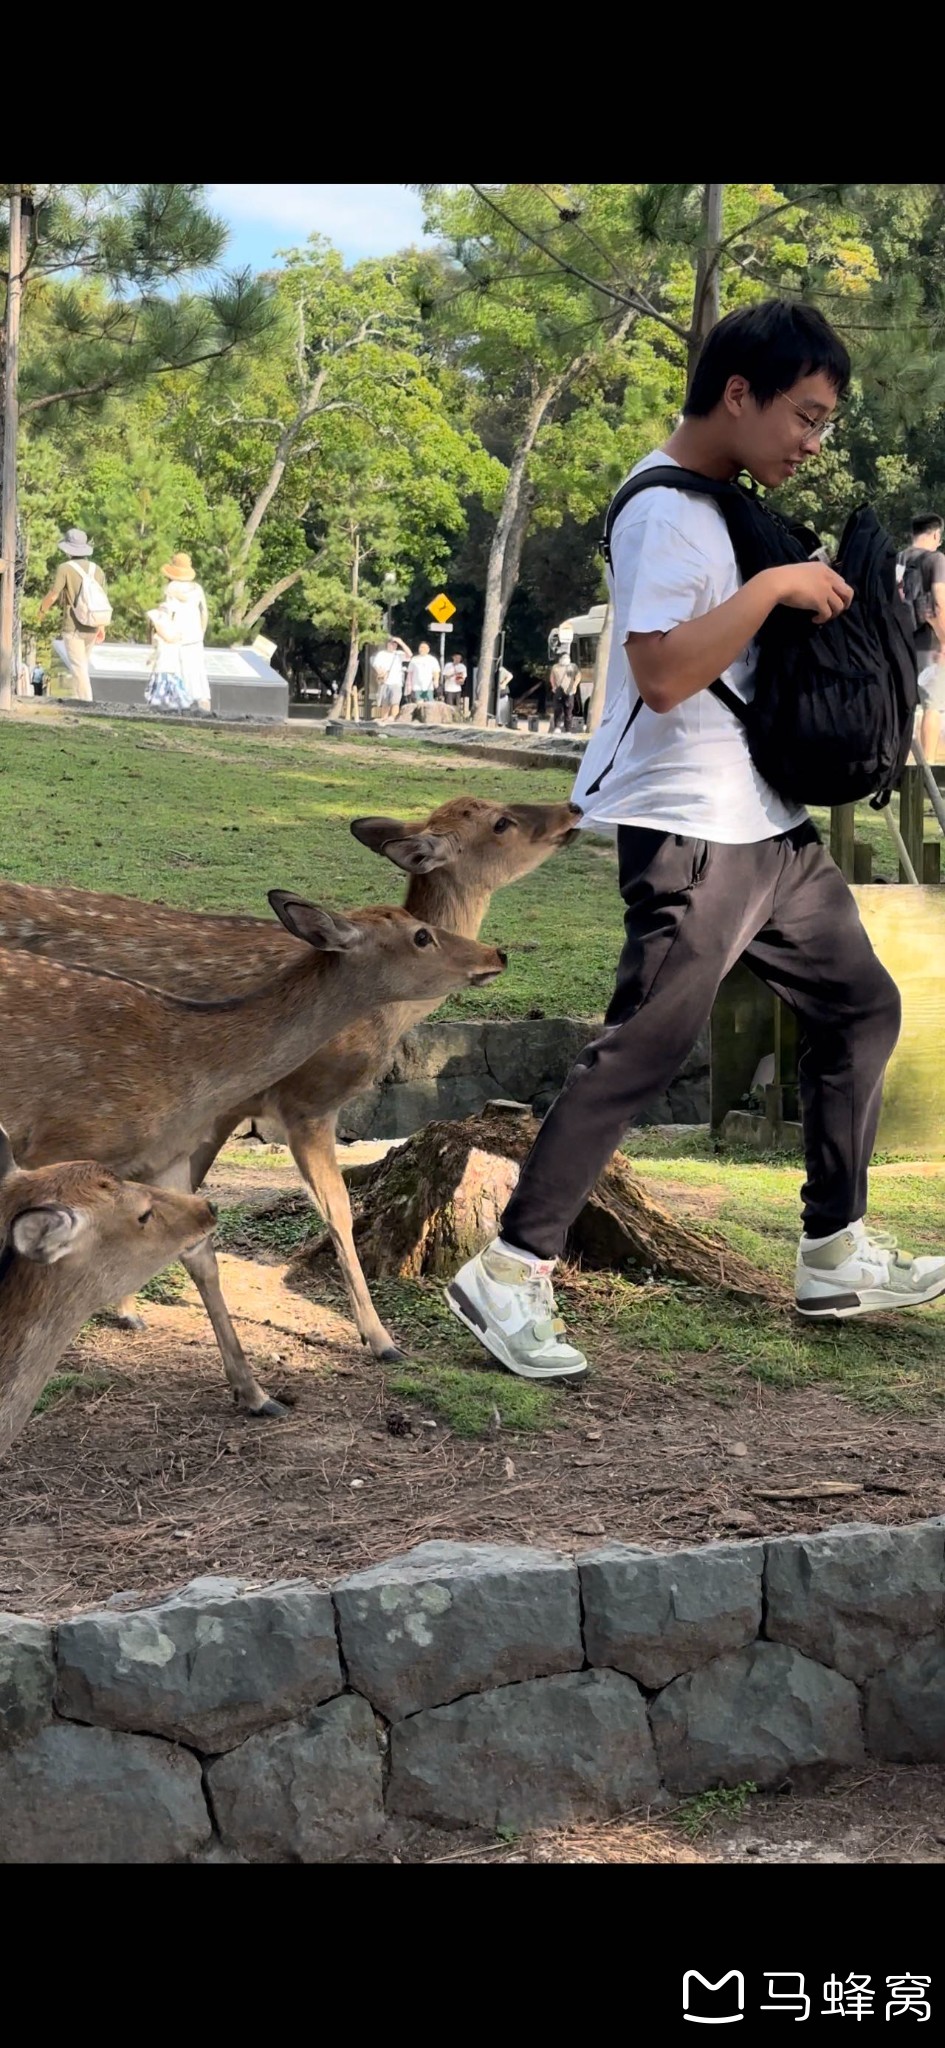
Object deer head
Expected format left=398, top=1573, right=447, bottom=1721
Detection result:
left=266, top=893, right=506, bottom=996
left=349, top=795, right=582, bottom=892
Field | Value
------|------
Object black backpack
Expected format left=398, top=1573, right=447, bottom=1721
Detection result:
left=896, top=546, right=935, bottom=636
left=593, top=467, right=918, bottom=812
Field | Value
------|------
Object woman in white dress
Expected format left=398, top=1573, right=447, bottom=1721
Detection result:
left=159, top=552, right=210, bottom=711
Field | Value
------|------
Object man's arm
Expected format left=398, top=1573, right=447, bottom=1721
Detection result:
left=38, top=562, right=68, bottom=622
left=629, top=561, right=853, bottom=714
left=929, top=556, right=945, bottom=653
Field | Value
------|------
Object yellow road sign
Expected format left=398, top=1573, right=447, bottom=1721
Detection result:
left=428, top=591, right=456, bottom=625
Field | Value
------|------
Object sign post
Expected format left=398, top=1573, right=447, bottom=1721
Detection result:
left=427, top=592, right=456, bottom=692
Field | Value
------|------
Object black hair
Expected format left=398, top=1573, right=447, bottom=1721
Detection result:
left=912, top=513, right=943, bottom=538
left=684, top=298, right=851, bottom=418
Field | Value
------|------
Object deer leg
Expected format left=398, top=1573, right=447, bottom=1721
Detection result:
left=107, top=1114, right=245, bottom=1331
left=153, top=1159, right=287, bottom=1420
left=285, top=1112, right=406, bottom=1364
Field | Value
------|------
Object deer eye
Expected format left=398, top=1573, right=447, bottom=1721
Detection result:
left=494, top=816, right=515, bottom=834
left=413, top=928, right=433, bottom=948
left=138, top=1208, right=153, bottom=1227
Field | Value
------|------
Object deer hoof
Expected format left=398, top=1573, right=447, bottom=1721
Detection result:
left=377, top=1344, right=407, bottom=1365
left=251, top=1397, right=290, bottom=1420
left=114, top=1312, right=147, bottom=1332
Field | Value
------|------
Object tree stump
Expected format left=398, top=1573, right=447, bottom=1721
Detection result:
left=293, top=1107, right=786, bottom=1303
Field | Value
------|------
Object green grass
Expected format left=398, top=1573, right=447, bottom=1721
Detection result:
left=33, top=1369, right=113, bottom=1414
left=0, top=715, right=621, bottom=1020
left=139, top=1263, right=188, bottom=1306
left=675, top=1783, right=758, bottom=1839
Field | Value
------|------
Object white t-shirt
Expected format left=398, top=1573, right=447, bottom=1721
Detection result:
left=572, top=451, right=807, bottom=844
left=373, top=649, right=404, bottom=693
left=443, top=661, right=465, bottom=695
left=407, top=653, right=439, bottom=696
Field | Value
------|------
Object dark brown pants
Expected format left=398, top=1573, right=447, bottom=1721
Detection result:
left=501, top=821, right=901, bottom=1260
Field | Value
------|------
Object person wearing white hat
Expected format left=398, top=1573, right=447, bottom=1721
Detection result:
left=156, top=553, right=210, bottom=711
left=38, top=528, right=112, bottom=701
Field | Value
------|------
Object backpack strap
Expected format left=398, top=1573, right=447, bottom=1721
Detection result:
left=600, top=466, right=746, bottom=568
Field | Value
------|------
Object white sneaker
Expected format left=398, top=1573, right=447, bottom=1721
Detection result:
left=446, top=1240, right=589, bottom=1380
left=795, top=1222, right=945, bottom=1319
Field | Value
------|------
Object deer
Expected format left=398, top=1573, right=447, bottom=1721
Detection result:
left=0, top=890, right=507, bottom=1418
left=0, top=794, right=579, bottom=1366
left=0, top=1128, right=217, bottom=1458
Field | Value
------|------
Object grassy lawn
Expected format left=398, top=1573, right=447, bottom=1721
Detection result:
left=0, top=714, right=622, bottom=1020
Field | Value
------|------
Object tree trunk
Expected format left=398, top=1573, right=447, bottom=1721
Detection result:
left=687, top=182, right=724, bottom=392
left=0, top=185, right=23, bottom=714
left=293, top=1107, right=785, bottom=1301
left=473, top=377, right=569, bottom=727
left=339, top=528, right=361, bottom=720
left=586, top=600, right=614, bottom=735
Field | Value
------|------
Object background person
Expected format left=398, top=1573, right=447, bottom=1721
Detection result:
left=899, top=514, right=945, bottom=762
left=549, top=652, right=582, bottom=733
left=443, top=651, right=467, bottom=713
left=160, top=552, right=210, bottom=713
left=406, top=641, right=440, bottom=703
left=38, top=528, right=111, bottom=702
left=372, top=635, right=411, bottom=719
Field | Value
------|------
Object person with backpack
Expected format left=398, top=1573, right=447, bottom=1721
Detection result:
left=38, top=528, right=112, bottom=702
left=446, top=299, right=940, bottom=1384
left=897, top=513, right=945, bottom=762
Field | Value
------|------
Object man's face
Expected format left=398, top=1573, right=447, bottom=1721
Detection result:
left=727, top=370, right=840, bottom=489
left=419, top=642, right=430, bottom=655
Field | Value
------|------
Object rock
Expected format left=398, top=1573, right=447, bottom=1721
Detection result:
left=865, top=1636, right=945, bottom=1762
left=388, top=1669, right=660, bottom=1831
left=55, top=1575, right=342, bottom=1752
left=580, top=1541, right=763, bottom=1688
left=765, top=1522, right=945, bottom=1683
left=0, top=1723, right=210, bottom=1863
left=0, top=1616, right=55, bottom=1750
left=650, top=1643, right=864, bottom=1794
left=333, top=1540, right=582, bottom=1719
left=206, top=1695, right=384, bottom=1863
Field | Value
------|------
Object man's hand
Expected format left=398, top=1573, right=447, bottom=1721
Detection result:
left=771, top=562, right=853, bottom=626
left=94, top=627, right=105, bottom=645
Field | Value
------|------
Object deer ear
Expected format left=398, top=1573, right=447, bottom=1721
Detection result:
left=0, top=1126, right=17, bottom=1185
left=267, top=893, right=366, bottom=952
left=377, top=834, right=457, bottom=875
left=349, top=815, right=409, bottom=854
left=11, top=1205, right=88, bottom=1264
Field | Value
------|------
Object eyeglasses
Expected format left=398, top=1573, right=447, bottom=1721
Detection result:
left=777, top=390, right=837, bottom=445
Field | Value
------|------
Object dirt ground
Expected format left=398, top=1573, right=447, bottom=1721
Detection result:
left=2, top=1143, right=945, bottom=1619
left=370, top=1764, right=945, bottom=1864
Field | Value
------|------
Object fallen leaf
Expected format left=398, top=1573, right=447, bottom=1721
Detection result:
left=584, top=1430, right=603, bottom=1443
left=504, top=1457, right=516, bottom=1480
left=728, top=1441, right=749, bottom=1458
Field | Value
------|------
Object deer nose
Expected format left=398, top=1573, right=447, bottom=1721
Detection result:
left=568, top=802, right=583, bottom=817
left=497, top=949, right=508, bottom=967
left=206, top=1202, right=218, bottom=1222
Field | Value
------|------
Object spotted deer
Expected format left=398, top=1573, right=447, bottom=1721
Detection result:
left=0, top=795, right=578, bottom=1365
left=0, top=890, right=506, bottom=1416
left=0, top=1128, right=217, bottom=1457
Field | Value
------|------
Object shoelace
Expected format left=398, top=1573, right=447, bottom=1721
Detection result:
left=860, top=1230, right=913, bottom=1271
left=518, top=1267, right=568, bottom=1343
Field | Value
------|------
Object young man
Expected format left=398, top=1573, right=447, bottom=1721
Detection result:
left=447, top=299, right=945, bottom=1382
left=406, top=641, right=440, bottom=703
left=38, top=527, right=109, bottom=702
left=899, top=514, right=945, bottom=763
left=549, top=652, right=582, bottom=732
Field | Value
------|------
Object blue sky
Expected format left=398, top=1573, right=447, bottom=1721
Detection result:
left=208, top=185, right=434, bottom=272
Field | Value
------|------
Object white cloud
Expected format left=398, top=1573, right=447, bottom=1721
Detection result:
left=209, top=184, right=430, bottom=262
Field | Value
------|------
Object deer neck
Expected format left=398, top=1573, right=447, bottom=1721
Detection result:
left=163, top=948, right=391, bottom=1135
left=0, top=1261, right=89, bottom=1456
left=404, top=871, right=490, bottom=940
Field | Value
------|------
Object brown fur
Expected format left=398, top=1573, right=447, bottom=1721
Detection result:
left=0, top=1133, right=215, bottom=1457
left=0, top=795, right=577, bottom=1365
left=0, top=891, right=505, bottom=1410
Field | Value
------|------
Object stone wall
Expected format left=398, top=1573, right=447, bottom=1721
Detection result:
left=2, top=1522, right=943, bottom=1862
left=332, top=1019, right=710, bottom=1143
